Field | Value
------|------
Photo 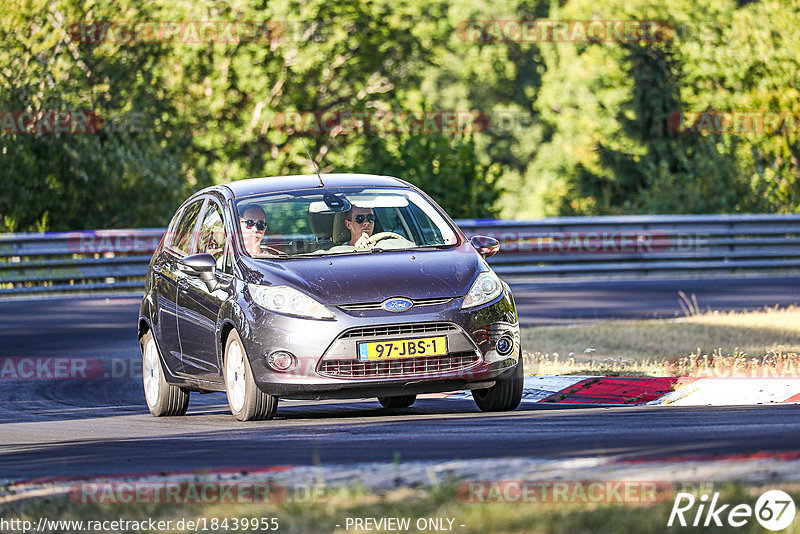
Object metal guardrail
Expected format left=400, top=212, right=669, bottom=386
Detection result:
left=460, top=214, right=800, bottom=277
left=0, top=229, right=163, bottom=295
left=1, top=215, right=800, bottom=295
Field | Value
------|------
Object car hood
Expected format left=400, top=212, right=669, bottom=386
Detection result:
left=239, top=244, right=483, bottom=305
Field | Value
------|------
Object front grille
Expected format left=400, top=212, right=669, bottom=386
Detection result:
left=338, top=297, right=453, bottom=311
left=338, top=322, right=458, bottom=339
left=318, top=351, right=481, bottom=379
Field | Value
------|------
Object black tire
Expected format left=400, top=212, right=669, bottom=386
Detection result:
left=141, top=331, right=189, bottom=417
left=378, top=394, right=417, bottom=408
left=472, top=358, right=524, bottom=412
left=224, top=330, right=278, bottom=421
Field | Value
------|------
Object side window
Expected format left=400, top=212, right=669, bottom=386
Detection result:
left=196, top=202, right=227, bottom=267
left=164, top=211, right=182, bottom=249
left=171, top=200, right=204, bottom=255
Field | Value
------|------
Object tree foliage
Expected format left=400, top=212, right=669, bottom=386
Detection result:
left=359, top=132, right=501, bottom=219
left=532, top=0, right=800, bottom=216
left=1, top=0, right=798, bottom=231
left=0, top=0, right=199, bottom=231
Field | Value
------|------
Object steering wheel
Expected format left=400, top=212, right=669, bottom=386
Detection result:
left=368, top=232, right=404, bottom=244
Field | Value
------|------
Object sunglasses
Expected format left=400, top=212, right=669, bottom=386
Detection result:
left=241, top=219, right=266, bottom=231
left=347, top=214, right=375, bottom=224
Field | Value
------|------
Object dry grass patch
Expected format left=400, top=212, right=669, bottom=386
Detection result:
left=521, top=306, right=800, bottom=376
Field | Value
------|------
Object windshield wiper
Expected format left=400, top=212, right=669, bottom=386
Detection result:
left=370, top=244, right=451, bottom=252
left=413, top=244, right=452, bottom=250
left=293, top=249, right=369, bottom=257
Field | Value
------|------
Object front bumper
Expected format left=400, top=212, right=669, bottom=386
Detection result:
left=240, top=289, right=520, bottom=400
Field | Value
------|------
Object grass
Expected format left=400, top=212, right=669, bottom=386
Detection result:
left=3, top=483, right=799, bottom=533
left=521, top=306, right=800, bottom=376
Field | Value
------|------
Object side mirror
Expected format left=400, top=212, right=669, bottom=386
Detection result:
left=470, top=235, right=500, bottom=258
left=178, top=253, right=221, bottom=291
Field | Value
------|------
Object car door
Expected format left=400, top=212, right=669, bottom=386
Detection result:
left=152, top=199, right=204, bottom=377
left=176, top=198, right=233, bottom=382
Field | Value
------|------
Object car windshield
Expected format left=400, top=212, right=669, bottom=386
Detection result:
left=233, top=187, right=459, bottom=258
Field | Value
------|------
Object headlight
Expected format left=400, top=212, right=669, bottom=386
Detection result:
left=461, top=271, right=504, bottom=309
left=248, top=284, right=335, bottom=320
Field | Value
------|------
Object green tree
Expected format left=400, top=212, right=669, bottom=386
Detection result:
left=161, top=0, right=446, bottom=182
left=358, top=132, right=501, bottom=219
left=564, top=38, right=747, bottom=214
left=0, top=0, right=200, bottom=231
left=528, top=0, right=800, bottom=216
left=4, top=0, right=799, bottom=231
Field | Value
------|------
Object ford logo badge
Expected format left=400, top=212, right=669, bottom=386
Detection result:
left=381, top=298, right=413, bottom=313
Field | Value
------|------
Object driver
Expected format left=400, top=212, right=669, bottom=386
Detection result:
left=239, top=204, right=267, bottom=256
left=344, top=206, right=375, bottom=248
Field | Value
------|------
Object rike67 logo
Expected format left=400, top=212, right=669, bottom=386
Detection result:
left=668, top=490, right=796, bottom=531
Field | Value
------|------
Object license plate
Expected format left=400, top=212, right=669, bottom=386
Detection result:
left=357, top=336, right=448, bottom=361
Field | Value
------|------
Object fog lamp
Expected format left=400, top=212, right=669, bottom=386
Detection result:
left=495, top=336, right=514, bottom=356
left=267, top=351, right=297, bottom=372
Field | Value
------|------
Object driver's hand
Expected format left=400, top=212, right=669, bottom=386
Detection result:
left=354, top=232, right=372, bottom=249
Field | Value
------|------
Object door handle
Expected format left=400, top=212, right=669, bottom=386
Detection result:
left=177, top=278, right=189, bottom=291
left=152, top=264, right=162, bottom=273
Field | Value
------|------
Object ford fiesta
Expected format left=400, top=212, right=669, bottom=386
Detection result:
left=138, top=174, right=522, bottom=420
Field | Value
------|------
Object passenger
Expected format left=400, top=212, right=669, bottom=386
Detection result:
left=344, top=207, right=375, bottom=248
left=239, top=205, right=267, bottom=256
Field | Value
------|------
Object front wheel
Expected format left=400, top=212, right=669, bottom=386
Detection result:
left=224, top=330, right=278, bottom=421
left=378, top=395, right=416, bottom=408
left=141, top=331, right=189, bottom=417
left=472, top=358, right=523, bottom=412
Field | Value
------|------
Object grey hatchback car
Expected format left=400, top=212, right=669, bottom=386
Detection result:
left=138, top=174, right=522, bottom=420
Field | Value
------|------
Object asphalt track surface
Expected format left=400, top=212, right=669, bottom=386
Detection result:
left=1, top=275, right=799, bottom=481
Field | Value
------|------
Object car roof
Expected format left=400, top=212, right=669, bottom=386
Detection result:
left=218, top=173, right=412, bottom=198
